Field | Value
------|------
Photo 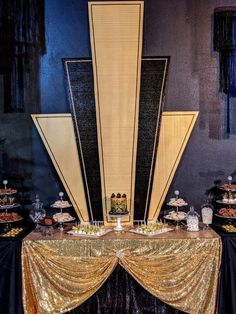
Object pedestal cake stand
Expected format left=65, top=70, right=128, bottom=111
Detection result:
left=109, top=213, right=129, bottom=231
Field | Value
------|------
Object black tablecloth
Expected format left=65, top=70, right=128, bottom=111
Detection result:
left=0, top=226, right=184, bottom=314
left=2, top=225, right=236, bottom=314
left=0, top=217, right=34, bottom=314
left=0, top=238, right=23, bottom=314
left=213, top=225, right=236, bottom=314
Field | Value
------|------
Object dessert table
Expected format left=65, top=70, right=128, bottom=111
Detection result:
left=22, top=227, right=221, bottom=314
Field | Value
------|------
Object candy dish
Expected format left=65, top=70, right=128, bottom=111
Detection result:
left=39, top=217, right=57, bottom=227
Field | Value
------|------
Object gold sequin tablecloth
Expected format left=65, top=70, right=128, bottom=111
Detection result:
left=22, top=228, right=221, bottom=314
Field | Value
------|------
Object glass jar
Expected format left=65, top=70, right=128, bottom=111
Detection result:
left=201, top=202, right=213, bottom=229
left=30, top=194, right=46, bottom=223
left=186, top=206, right=199, bottom=231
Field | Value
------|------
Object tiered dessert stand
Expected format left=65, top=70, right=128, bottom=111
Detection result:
left=0, top=180, right=21, bottom=231
left=215, top=176, right=236, bottom=224
left=51, top=192, right=73, bottom=231
left=164, top=190, right=187, bottom=229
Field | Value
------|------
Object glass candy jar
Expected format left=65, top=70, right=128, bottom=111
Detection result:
left=30, top=195, right=46, bottom=223
left=201, top=202, right=213, bottom=230
left=186, top=206, right=199, bottom=231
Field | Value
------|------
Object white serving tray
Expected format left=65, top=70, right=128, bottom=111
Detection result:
left=67, top=228, right=112, bottom=237
left=129, top=227, right=174, bottom=236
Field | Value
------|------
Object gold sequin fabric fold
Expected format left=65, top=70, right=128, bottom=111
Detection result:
left=22, top=230, right=221, bottom=314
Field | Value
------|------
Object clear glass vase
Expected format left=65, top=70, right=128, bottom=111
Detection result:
left=30, top=194, right=46, bottom=223
left=186, top=206, right=199, bottom=231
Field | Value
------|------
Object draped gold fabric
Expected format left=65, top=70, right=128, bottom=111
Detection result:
left=22, top=229, right=221, bottom=314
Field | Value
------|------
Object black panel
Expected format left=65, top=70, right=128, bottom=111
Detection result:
left=134, top=57, right=169, bottom=220
left=64, top=57, right=169, bottom=222
left=63, top=59, right=103, bottom=221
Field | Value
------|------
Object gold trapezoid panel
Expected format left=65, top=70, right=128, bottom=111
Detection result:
left=88, top=1, right=144, bottom=225
left=148, top=111, right=199, bottom=221
left=31, top=114, right=89, bottom=222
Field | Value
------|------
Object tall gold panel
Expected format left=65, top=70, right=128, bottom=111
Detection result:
left=148, top=111, right=199, bottom=221
left=88, top=1, right=144, bottom=224
left=31, top=114, right=89, bottom=222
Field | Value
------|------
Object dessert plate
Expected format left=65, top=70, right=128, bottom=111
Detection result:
left=214, top=213, right=236, bottom=219
left=53, top=217, right=76, bottom=223
left=0, top=189, right=17, bottom=195
left=0, top=216, right=22, bottom=223
left=164, top=215, right=186, bottom=221
left=216, top=200, right=236, bottom=204
left=51, top=204, right=72, bottom=209
left=0, top=203, right=20, bottom=209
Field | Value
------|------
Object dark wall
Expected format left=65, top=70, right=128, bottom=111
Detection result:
left=1, top=0, right=236, bottom=211
left=40, top=0, right=91, bottom=114
left=32, top=0, right=91, bottom=206
left=143, top=0, right=236, bottom=207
